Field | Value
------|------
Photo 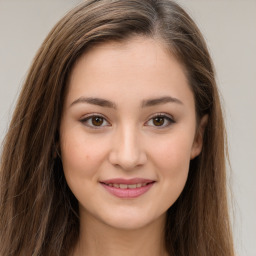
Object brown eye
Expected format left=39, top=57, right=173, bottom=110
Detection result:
left=81, top=115, right=110, bottom=129
left=153, top=117, right=165, bottom=126
left=92, top=116, right=104, bottom=126
left=145, top=114, right=175, bottom=128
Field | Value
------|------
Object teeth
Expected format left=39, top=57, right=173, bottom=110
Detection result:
left=119, top=184, right=128, bottom=189
left=128, top=184, right=137, bottom=189
left=107, top=183, right=150, bottom=189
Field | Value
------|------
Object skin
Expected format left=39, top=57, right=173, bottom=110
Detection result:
left=60, top=36, right=207, bottom=256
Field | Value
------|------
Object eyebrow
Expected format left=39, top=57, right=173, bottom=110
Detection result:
left=70, top=97, right=117, bottom=109
left=70, top=96, right=183, bottom=109
left=141, top=96, right=183, bottom=107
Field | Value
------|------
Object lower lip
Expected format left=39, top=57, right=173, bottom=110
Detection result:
left=100, top=182, right=155, bottom=198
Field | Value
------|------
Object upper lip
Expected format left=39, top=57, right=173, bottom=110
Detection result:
left=100, top=178, right=155, bottom=185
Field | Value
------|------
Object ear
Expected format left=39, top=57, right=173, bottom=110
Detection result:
left=190, top=115, right=208, bottom=159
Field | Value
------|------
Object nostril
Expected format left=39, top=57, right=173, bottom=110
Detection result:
left=108, top=134, right=147, bottom=169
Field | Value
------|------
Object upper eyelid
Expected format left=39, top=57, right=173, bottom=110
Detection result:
left=80, top=113, right=109, bottom=121
left=80, top=112, right=174, bottom=121
left=147, top=112, right=175, bottom=121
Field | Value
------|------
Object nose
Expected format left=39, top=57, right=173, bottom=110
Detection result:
left=108, top=125, right=147, bottom=171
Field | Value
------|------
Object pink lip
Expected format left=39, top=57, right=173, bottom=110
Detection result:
left=100, top=178, right=155, bottom=199
left=101, top=178, right=154, bottom=185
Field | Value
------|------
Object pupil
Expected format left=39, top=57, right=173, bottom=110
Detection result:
left=153, top=117, right=164, bottom=126
left=92, top=117, right=103, bottom=126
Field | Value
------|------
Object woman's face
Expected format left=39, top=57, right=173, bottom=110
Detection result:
left=60, top=37, right=205, bottom=230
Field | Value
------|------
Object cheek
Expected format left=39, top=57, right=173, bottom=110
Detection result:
left=60, top=130, right=109, bottom=182
left=152, top=133, right=193, bottom=170
left=60, top=131, right=111, bottom=208
left=160, top=149, right=190, bottom=190
left=149, top=134, right=193, bottom=200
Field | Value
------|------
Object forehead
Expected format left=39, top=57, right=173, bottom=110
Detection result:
left=73, top=36, right=182, bottom=74
left=65, top=36, right=194, bottom=108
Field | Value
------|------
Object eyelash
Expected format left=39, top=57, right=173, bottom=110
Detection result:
left=80, top=113, right=175, bottom=129
left=80, top=114, right=110, bottom=129
left=145, top=113, right=175, bottom=128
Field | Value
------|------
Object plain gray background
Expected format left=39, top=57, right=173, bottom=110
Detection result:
left=0, top=1, right=255, bottom=255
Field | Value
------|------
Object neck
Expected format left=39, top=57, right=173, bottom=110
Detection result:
left=73, top=211, right=168, bottom=256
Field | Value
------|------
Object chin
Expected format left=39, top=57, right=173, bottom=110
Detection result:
left=104, top=217, right=152, bottom=231
left=98, top=208, right=165, bottom=231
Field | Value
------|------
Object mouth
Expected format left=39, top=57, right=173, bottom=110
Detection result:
left=100, top=178, right=155, bottom=198
left=100, top=182, right=154, bottom=189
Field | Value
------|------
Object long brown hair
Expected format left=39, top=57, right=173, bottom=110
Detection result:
left=0, top=0, right=234, bottom=255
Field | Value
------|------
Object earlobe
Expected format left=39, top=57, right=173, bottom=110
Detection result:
left=190, top=115, right=208, bottom=159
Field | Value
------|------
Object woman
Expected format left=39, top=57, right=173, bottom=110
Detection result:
left=0, top=0, right=235, bottom=255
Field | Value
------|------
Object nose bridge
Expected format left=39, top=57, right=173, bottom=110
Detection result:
left=109, top=122, right=146, bottom=170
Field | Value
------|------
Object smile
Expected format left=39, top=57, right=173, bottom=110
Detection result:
left=100, top=178, right=155, bottom=198
left=103, top=183, right=150, bottom=189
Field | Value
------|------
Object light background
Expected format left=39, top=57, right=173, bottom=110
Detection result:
left=0, top=1, right=255, bottom=255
